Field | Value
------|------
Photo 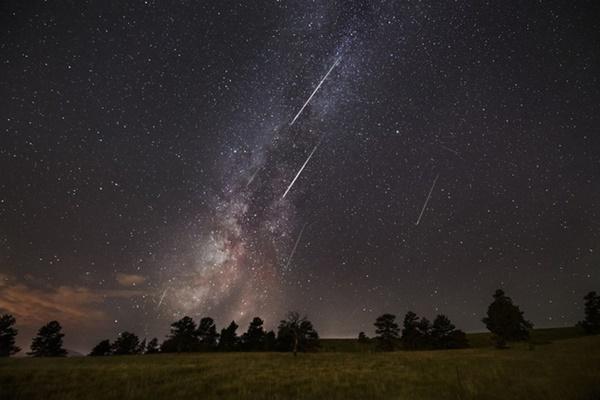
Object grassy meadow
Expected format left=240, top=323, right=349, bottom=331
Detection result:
left=1, top=329, right=599, bottom=400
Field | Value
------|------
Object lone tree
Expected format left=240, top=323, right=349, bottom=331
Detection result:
left=197, top=317, right=219, bottom=350
left=431, top=314, right=469, bottom=349
left=145, top=338, right=160, bottom=354
left=28, top=320, right=67, bottom=357
left=218, top=321, right=239, bottom=351
left=374, top=314, right=400, bottom=351
left=112, top=332, right=141, bottom=355
left=0, top=314, right=20, bottom=357
left=161, top=316, right=199, bottom=352
left=482, top=289, right=533, bottom=348
left=578, top=291, right=600, bottom=335
left=276, top=312, right=319, bottom=355
left=241, top=317, right=267, bottom=351
left=89, top=339, right=112, bottom=356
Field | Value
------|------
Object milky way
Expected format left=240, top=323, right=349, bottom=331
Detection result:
left=1, top=1, right=599, bottom=352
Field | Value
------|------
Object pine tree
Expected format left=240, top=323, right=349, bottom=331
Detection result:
left=197, top=317, right=219, bottom=350
left=400, top=311, right=421, bottom=349
left=161, top=316, right=200, bottom=352
left=431, top=315, right=468, bottom=349
left=482, top=289, right=533, bottom=348
left=0, top=314, right=20, bottom=357
left=374, top=314, right=399, bottom=351
left=241, top=317, right=266, bottom=351
left=218, top=321, right=239, bottom=351
left=578, top=291, right=600, bottom=334
left=89, top=339, right=112, bottom=356
left=28, top=321, right=67, bottom=357
left=112, top=331, right=140, bottom=355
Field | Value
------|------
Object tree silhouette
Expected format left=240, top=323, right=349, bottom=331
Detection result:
left=431, top=314, right=468, bottom=349
left=161, top=316, right=200, bottom=352
left=28, top=321, right=67, bottom=357
left=276, top=312, right=319, bottom=355
left=112, top=331, right=141, bottom=355
left=415, top=317, right=432, bottom=348
left=89, top=339, right=112, bottom=356
left=241, top=317, right=266, bottom=351
left=218, top=321, right=239, bottom=351
left=482, top=289, right=533, bottom=348
left=358, top=331, right=370, bottom=344
left=264, top=330, right=277, bottom=351
left=401, top=311, right=422, bottom=349
left=578, top=291, right=600, bottom=334
left=145, top=338, right=160, bottom=354
left=197, top=317, right=219, bottom=350
left=431, top=315, right=455, bottom=340
left=0, top=314, right=20, bottom=357
left=374, top=314, right=399, bottom=351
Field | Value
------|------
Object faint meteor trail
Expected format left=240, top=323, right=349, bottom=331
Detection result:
left=437, top=143, right=465, bottom=160
left=246, top=167, right=261, bottom=187
left=415, top=174, right=440, bottom=225
left=283, top=223, right=308, bottom=271
left=157, top=287, right=168, bottom=309
left=289, top=56, right=342, bottom=126
left=281, top=142, right=320, bottom=199
left=439, top=144, right=459, bottom=156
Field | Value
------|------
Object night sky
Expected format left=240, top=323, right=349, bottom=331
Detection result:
left=1, top=1, right=599, bottom=353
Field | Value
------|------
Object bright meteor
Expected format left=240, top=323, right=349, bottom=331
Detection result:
left=415, top=174, right=440, bottom=226
left=157, top=287, right=168, bottom=309
left=281, top=142, right=319, bottom=200
left=289, top=56, right=342, bottom=126
left=283, top=223, right=308, bottom=272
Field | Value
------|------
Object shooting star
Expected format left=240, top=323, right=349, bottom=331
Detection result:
left=415, top=174, right=440, bottom=226
left=283, top=223, right=308, bottom=272
left=157, top=287, right=168, bottom=309
left=289, top=56, right=342, bottom=126
left=246, top=167, right=261, bottom=187
left=439, top=144, right=459, bottom=156
left=281, top=142, right=319, bottom=200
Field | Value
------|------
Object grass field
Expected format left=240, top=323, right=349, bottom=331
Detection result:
left=1, top=329, right=599, bottom=400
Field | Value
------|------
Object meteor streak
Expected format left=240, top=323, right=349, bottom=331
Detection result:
left=157, top=287, right=168, bottom=309
left=289, top=56, right=342, bottom=126
left=281, top=143, right=319, bottom=200
left=415, top=174, right=440, bottom=225
left=283, top=223, right=308, bottom=272
left=246, top=167, right=261, bottom=187
left=439, top=144, right=459, bottom=156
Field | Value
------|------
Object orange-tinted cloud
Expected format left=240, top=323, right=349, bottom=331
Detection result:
left=115, top=273, right=146, bottom=287
left=0, top=275, right=144, bottom=328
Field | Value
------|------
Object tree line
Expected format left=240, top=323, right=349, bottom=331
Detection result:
left=0, top=289, right=598, bottom=357
left=89, top=311, right=319, bottom=357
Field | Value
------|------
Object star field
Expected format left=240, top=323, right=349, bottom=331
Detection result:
left=1, top=1, right=599, bottom=352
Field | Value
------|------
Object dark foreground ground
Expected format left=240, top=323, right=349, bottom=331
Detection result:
left=1, top=329, right=599, bottom=400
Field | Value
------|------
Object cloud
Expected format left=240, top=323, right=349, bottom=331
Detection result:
left=115, top=273, right=146, bottom=287
left=0, top=276, right=144, bottom=328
